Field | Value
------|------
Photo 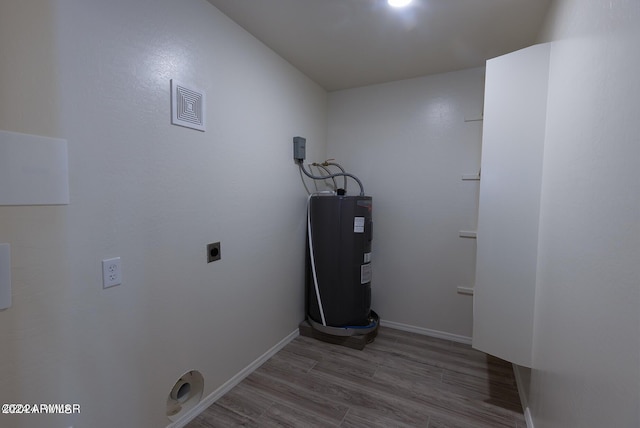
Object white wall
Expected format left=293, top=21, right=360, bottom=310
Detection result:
left=0, top=1, right=326, bottom=427
left=523, top=1, right=640, bottom=427
left=327, top=68, right=485, bottom=338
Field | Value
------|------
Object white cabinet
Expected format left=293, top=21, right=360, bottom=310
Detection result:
left=472, top=43, right=551, bottom=367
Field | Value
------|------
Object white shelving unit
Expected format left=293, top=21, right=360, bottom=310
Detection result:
left=472, top=43, right=551, bottom=368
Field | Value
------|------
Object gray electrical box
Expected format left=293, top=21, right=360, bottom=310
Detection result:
left=293, top=136, right=306, bottom=161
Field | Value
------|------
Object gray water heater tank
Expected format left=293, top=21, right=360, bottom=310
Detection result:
left=306, top=194, right=373, bottom=327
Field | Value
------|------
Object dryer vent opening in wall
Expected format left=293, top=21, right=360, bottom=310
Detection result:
left=166, top=370, right=204, bottom=422
left=171, top=80, right=206, bottom=132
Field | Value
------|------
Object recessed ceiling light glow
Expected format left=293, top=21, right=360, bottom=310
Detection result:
left=388, top=0, right=413, bottom=7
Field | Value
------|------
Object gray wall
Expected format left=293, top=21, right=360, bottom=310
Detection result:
left=327, top=68, right=485, bottom=339
left=0, top=1, right=326, bottom=426
left=522, top=1, right=640, bottom=427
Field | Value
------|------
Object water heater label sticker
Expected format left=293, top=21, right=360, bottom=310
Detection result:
left=354, top=217, right=365, bottom=233
left=361, top=263, right=372, bottom=284
left=364, top=252, right=371, bottom=263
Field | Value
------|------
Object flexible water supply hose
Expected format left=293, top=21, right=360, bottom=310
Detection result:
left=309, top=164, right=335, bottom=192
left=298, top=162, right=365, bottom=196
left=314, top=164, right=338, bottom=191
left=322, top=161, right=348, bottom=192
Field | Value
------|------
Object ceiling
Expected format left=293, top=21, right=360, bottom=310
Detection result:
left=206, top=0, right=551, bottom=92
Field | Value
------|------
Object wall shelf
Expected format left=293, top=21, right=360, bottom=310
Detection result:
left=457, top=286, right=474, bottom=296
left=461, top=174, right=481, bottom=181
left=459, top=230, right=477, bottom=239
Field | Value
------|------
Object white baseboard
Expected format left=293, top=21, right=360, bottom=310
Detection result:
left=512, top=363, right=535, bottom=428
left=167, top=328, right=299, bottom=428
left=380, top=320, right=472, bottom=345
left=524, top=407, right=534, bottom=428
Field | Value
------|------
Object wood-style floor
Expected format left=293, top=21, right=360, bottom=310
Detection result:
left=186, top=327, right=526, bottom=427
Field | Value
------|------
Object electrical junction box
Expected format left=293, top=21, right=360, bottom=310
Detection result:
left=293, top=136, right=306, bottom=161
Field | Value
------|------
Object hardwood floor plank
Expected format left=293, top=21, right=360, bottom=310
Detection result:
left=263, top=351, right=318, bottom=375
left=242, top=371, right=350, bottom=424
left=186, top=326, right=526, bottom=428
left=259, top=361, right=434, bottom=426
left=286, top=336, right=387, bottom=366
left=258, top=402, right=340, bottom=428
left=186, top=403, right=256, bottom=427
left=340, top=407, right=424, bottom=428
left=214, top=383, right=273, bottom=422
left=441, top=369, right=523, bottom=411
left=372, top=337, right=517, bottom=387
left=427, top=413, right=513, bottom=428
left=310, top=356, right=378, bottom=381
left=320, top=360, right=518, bottom=428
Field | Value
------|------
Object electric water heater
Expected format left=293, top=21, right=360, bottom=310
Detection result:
left=306, top=194, right=373, bottom=327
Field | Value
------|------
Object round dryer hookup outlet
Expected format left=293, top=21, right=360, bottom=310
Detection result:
left=207, top=242, right=221, bottom=263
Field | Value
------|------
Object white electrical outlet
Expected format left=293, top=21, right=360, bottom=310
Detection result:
left=102, top=257, right=122, bottom=288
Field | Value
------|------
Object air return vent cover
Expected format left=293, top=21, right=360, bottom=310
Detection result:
left=171, top=79, right=206, bottom=132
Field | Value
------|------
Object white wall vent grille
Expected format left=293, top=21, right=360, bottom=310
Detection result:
left=171, top=80, right=206, bottom=131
